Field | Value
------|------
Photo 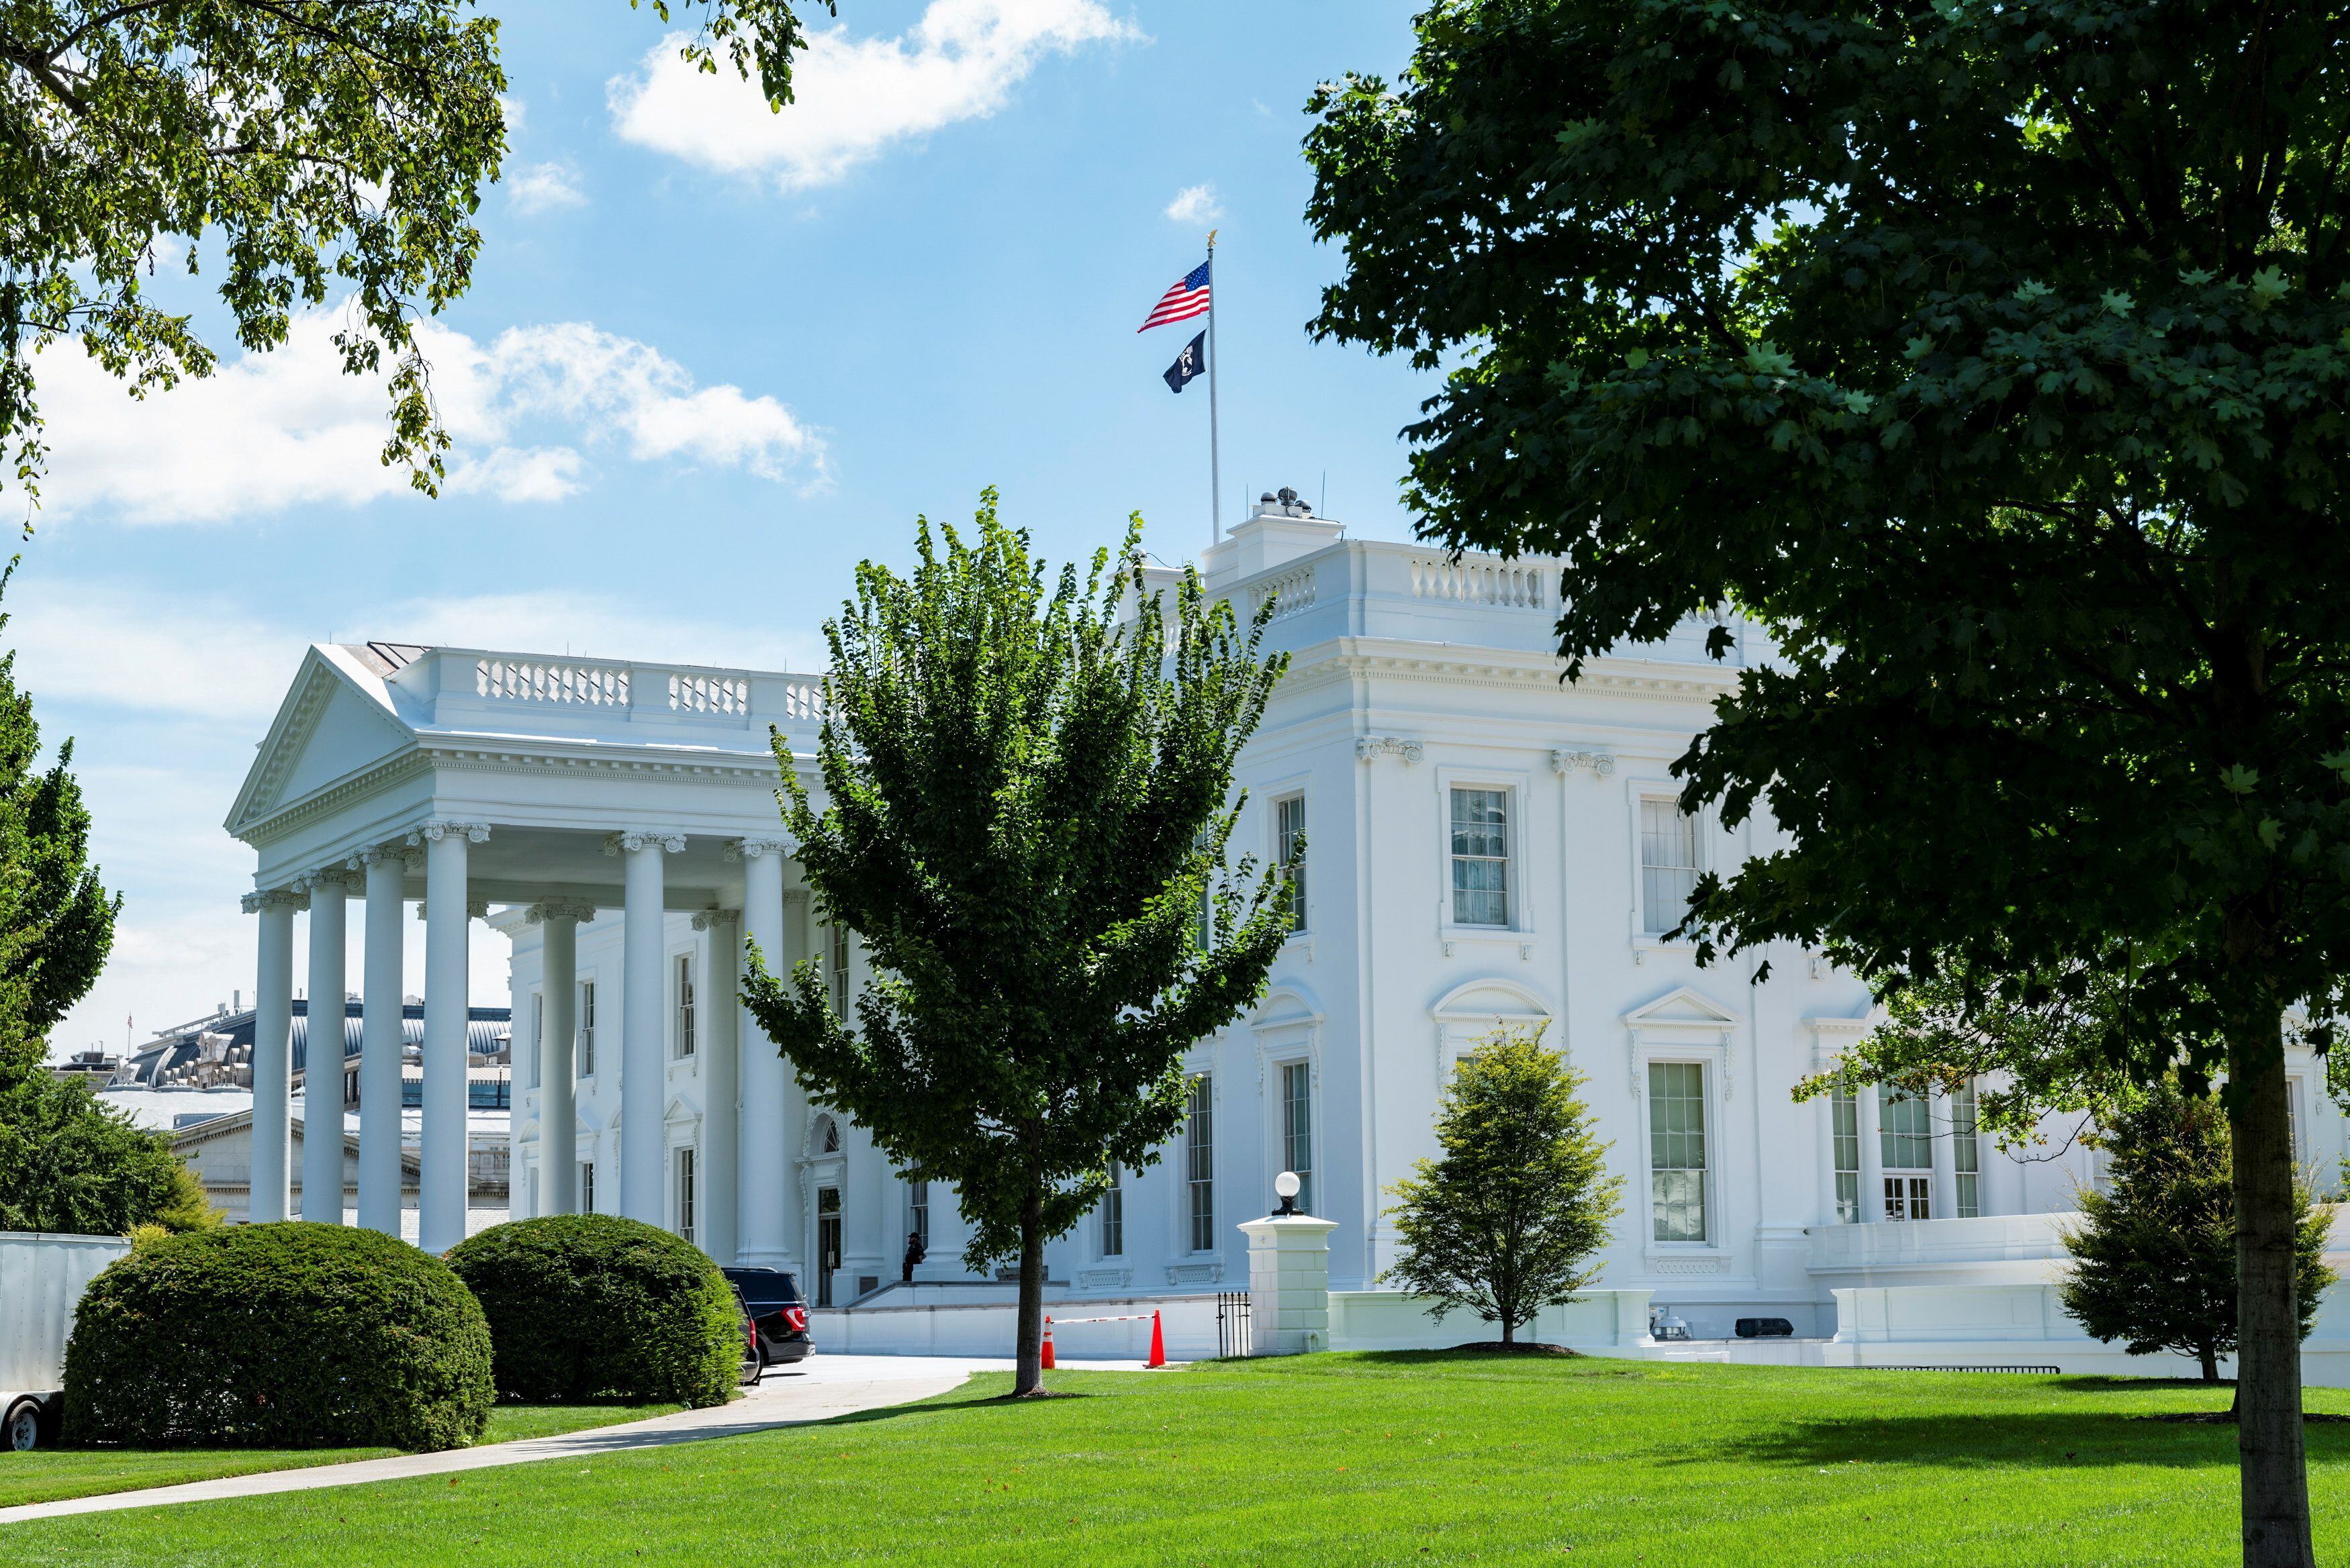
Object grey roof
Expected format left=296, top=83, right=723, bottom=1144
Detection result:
left=120, top=1001, right=510, bottom=1085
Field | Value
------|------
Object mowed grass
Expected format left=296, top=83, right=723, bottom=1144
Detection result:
left=13, top=1355, right=2350, bottom=1565
left=0, top=1402, right=681, bottom=1509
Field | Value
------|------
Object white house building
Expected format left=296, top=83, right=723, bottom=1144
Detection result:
left=227, top=499, right=2350, bottom=1344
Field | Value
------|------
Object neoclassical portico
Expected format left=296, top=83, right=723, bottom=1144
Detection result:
left=228, top=643, right=827, bottom=1263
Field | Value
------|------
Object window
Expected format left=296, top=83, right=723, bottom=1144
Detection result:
left=1650, top=1062, right=1708, bottom=1242
left=579, top=1161, right=596, bottom=1214
left=1186, top=1076, right=1215, bottom=1251
left=907, top=1178, right=929, bottom=1249
left=1100, top=1162, right=1124, bottom=1257
left=1881, top=1089, right=1932, bottom=1220
left=675, top=954, right=697, bottom=1058
left=1276, top=795, right=1307, bottom=932
left=1450, top=787, right=1511, bottom=927
left=468, top=1077, right=510, bottom=1110
left=1832, top=1086, right=1861, bottom=1224
left=579, top=981, right=597, bottom=1077
left=529, top=993, right=543, bottom=1089
left=1640, top=799, right=1700, bottom=935
left=829, top=925, right=851, bottom=1020
left=676, top=1148, right=696, bottom=1243
left=1281, top=1061, right=1314, bottom=1214
left=1953, top=1080, right=1981, bottom=1219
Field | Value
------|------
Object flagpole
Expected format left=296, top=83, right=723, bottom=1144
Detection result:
left=1206, top=230, right=1222, bottom=544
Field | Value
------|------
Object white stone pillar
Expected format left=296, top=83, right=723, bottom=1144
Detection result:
left=300, top=869, right=354, bottom=1223
left=1929, top=1087, right=1959, bottom=1221
left=615, top=830, right=682, bottom=1226
left=357, top=848, right=407, bottom=1236
left=529, top=900, right=594, bottom=1216
left=244, top=887, right=302, bottom=1224
left=1858, top=1083, right=1887, bottom=1222
left=734, top=838, right=792, bottom=1267
left=695, top=908, right=742, bottom=1263
left=1237, top=1212, right=1341, bottom=1355
left=418, top=822, right=486, bottom=1253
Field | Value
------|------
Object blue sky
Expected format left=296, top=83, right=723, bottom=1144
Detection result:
left=20, top=0, right=1435, bottom=1057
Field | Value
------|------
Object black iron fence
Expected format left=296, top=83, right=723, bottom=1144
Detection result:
left=1216, top=1291, right=1252, bottom=1358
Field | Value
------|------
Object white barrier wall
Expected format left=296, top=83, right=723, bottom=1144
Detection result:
left=1327, top=1289, right=1654, bottom=1351
left=0, top=1232, right=133, bottom=1402
left=807, top=1293, right=1232, bottom=1362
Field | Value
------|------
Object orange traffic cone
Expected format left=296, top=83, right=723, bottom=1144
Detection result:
left=1147, top=1310, right=1167, bottom=1369
left=1041, top=1316, right=1056, bottom=1371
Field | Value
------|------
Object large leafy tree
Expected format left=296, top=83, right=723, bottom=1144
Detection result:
left=743, top=492, right=1294, bottom=1397
left=0, top=0, right=825, bottom=515
left=1381, top=1028, right=1623, bottom=1349
left=1306, top=3, right=2350, bottom=1560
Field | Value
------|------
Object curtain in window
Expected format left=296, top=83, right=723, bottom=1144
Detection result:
left=1640, top=800, right=1700, bottom=934
left=1450, top=788, right=1510, bottom=926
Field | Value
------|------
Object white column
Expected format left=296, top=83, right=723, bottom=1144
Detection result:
left=528, top=899, right=594, bottom=1215
left=244, top=887, right=302, bottom=1224
left=616, top=830, right=682, bottom=1226
left=1929, top=1087, right=1959, bottom=1221
left=735, top=838, right=792, bottom=1267
left=300, top=870, right=353, bottom=1223
left=357, top=848, right=407, bottom=1236
left=1816, top=1092, right=1842, bottom=1226
left=419, top=822, right=485, bottom=1253
left=1858, top=1083, right=1886, bottom=1222
left=696, top=907, right=742, bottom=1263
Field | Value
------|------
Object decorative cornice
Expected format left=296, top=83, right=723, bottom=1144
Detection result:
left=241, top=888, right=308, bottom=914
left=691, top=908, right=742, bottom=931
left=604, top=830, right=687, bottom=856
left=1354, top=735, right=1423, bottom=764
left=782, top=889, right=812, bottom=909
left=726, top=836, right=792, bottom=861
left=295, top=867, right=364, bottom=896
left=1551, top=748, right=1617, bottom=777
left=526, top=898, right=600, bottom=925
left=409, top=820, right=491, bottom=846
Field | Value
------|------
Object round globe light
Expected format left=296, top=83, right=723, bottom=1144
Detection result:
left=1274, top=1171, right=1302, bottom=1199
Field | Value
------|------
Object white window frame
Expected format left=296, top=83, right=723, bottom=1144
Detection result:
left=671, top=949, right=698, bottom=1060
left=1271, top=787, right=1309, bottom=937
left=1643, top=1059, right=1713, bottom=1244
left=1436, top=765, right=1534, bottom=942
left=1624, top=776, right=1709, bottom=952
left=1626, top=1001, right=1734, bottom=1265
left=1099, top=1161, right=1125, bottom=1259
left=527, top=992, right=543, bottom=1091
left=1179, top=1066, right=1217, bottom=1256
left=579, top=1159, right=596, bottom=1214
left=675, top=1146, right=697, bottom=1244
left=577, top=978, right=598, bottom=1080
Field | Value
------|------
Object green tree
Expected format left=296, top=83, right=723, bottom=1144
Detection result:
left=2061, top=1080, right=2334, bottom=1387
left=741, top=491, right=1293, bottom=1396
left=1307, top=5, right=2350, bottom=1557
left=1, top=0, right=826, bottom=515
left=0, top=1075, right=206, bottom=1234
left=1381, top=1029, right=1624, bottom=1349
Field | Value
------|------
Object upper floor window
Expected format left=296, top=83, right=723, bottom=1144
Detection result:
left=1276, top=794, right=1307, bottom=932
left=1450, top=787, right=1511, bottom=927
left=579, top=981, right=597, bottom=1077
left=829, top=924, right=851, bottom=1020
left=675, top=954, right=697, bottom=1057
left=1640, top=799, right=1699, bottom=935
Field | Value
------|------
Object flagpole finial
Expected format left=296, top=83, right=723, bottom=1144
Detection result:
left=1207, top=228, right=1218, bottom=251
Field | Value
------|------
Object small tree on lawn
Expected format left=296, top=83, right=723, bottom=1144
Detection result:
left=2062, top=1079, right=2333, bottom=1387
left=741, top=491, right=1293, bottom=1396
left=1382, top=1029, right=1624, bottom=1350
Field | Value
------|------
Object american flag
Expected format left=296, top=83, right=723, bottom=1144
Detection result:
left=1137, top=260, right=1212, bottom=332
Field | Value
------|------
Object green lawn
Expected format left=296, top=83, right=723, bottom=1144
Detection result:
left=0, top=1401, right=681, bottom=1510
left=10, top=1355, right=2350, bottom=1565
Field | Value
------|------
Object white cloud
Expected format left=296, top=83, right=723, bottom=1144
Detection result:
left=608, top=1, right=1138, bottom=191
left=1164, top=184, right=1222, bottom=225
left=507, top=160, right=587, bottom=213
left=33, top=309, right=823, bottom=524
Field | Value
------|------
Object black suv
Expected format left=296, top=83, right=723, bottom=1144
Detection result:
left=722, top=1267, right=814, bottom=1366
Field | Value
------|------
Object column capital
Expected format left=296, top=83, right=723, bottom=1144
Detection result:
left=352, top=842, right=408, bottom=868
left=605, top=830, right=686, bottom=856
left=416, top=895, right=491, bottom=920
left=242, top=887, right=308, bottom=914
left=296, top=866, right=364, bottom=896
left=726, top=836, right=792, bottom=862
left=782, top=887, right=812, bottom=909
left=526, top=897, right=600, bottom=926
left=1354, top=735, right=1423, bottom=764
left=408, top=820, right=491, bottom=846
left=691, top=907, right=742, bottom=931
left=1550, top=747, right=1616, bottom=777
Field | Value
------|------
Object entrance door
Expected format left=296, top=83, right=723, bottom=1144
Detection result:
left=1883, top=1175, right=1932, bottom=1221
left=816, top=1186, right=842, bottom=1307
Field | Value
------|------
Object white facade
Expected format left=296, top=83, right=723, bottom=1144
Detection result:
left=230, top=503, right=2350, bottom=1337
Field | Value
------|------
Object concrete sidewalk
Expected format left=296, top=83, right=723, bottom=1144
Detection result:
left=0, top=1353, right=1134, bottom=1525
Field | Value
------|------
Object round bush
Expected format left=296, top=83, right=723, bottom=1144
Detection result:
left=64, top=1222, right=493, bottom=1451
left=444, top=1214, right=739, bottom=1408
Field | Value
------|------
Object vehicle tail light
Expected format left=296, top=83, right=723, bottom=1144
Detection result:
left=784, top=1306, right=808, bottom=1332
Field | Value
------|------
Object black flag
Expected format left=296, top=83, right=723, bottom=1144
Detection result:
left=1162, top=330, right=1207, bottom=393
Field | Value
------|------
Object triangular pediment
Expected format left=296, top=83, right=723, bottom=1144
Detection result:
left=227, top=647, right=416, bottom=837
left=1621, top=985, right=1740, bottom=1031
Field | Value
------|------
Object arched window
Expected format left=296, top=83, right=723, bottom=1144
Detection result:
left=814, top=1114, right=841, bottom=1155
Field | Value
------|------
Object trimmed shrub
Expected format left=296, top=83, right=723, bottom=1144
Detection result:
left=64, top=1222, right=493, bottom=1451
left=444, top=1214, right=739, bottom=1408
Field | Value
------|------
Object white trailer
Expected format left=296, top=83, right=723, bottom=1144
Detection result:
left=0, top=1232, right=130, bottom=1450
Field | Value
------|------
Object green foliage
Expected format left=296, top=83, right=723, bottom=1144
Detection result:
left=63, top=1222, right=493, bottom=1451
left=0, top=1, right=825, bottom=516
left=742, top=489, right=1292, bottom=1391
left=1381, top=1029, right=1624, bottom=1344
left=0, top=1073, right=197, bottom=1234
left=443, top=1214, right=740, bottom=1409
left=2061, top=1082, right=2335, bottom=1382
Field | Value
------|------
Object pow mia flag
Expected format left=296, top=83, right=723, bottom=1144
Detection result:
left=1162, top=330, right=1207, bottom=393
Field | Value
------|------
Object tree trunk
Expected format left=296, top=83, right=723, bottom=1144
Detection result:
left=1011, top=1181, right=1047, bottom=1397
left=1500, top=1312, right=1515, bottom=1349
left=2201, top=1344, right=2220, bottom=1384
left=2230, top=1008, right=2312, bottom=1567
